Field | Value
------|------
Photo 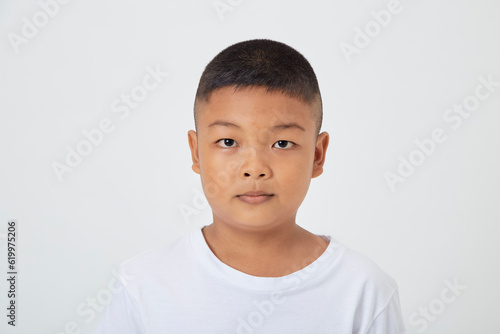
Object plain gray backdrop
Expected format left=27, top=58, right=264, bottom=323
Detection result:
left=1, top=0, right=499, bottom=333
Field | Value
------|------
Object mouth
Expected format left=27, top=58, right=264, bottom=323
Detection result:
left=236, top=191, right=274, bottom=204
left=237, top=191, right=273, bottom=197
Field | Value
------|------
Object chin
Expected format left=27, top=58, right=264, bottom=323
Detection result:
left=235, top=215, right=284, bottom=229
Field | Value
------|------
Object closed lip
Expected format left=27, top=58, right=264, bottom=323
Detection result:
left=236, top=191, right=274, bottom=197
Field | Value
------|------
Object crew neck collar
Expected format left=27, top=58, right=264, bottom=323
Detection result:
left=189, top=225, right=343, bottom=292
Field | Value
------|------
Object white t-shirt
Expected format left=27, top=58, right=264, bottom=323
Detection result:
left=95, top=226, right=406, bottom=334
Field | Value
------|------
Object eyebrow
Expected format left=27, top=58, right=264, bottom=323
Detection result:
left=208, top=120, right=305, bottom=132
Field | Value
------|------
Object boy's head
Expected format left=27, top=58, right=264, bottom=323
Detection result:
left=194, top=39, right=323, bottom=136
left=188, top=39, right=329, bottom=230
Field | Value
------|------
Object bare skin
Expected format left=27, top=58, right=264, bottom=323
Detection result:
left=201, top=223, right=329, bottom=277
left=188, top=85, right=330, bottom=277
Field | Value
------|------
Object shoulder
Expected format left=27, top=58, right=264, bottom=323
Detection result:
left=323, top=238, right=401, bottom=325
left=329, top=238, right=399, bottom=297
left=114, top=230, right=193, bottom=285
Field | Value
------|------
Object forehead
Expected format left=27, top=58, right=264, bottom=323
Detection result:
left=197, top=86, right=315, bottom=131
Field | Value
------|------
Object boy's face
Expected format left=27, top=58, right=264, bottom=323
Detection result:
left=188, top=85, right=329, bottom=231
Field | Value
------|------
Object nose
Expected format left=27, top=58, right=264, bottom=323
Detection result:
left=240, top=148, right=272, bottom=179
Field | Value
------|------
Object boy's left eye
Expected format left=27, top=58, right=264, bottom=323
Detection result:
left=273, top=140, right=294, bottom=149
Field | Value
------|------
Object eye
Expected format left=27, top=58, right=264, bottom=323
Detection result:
left=216, top=138, right=237, bottom=148
left=273, top=140, right=295, bottom=149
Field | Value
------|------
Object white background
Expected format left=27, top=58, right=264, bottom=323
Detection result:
left=1, top=0, right=499, bottom=333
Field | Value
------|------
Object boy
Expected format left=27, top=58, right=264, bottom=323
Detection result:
left=95, top=39, right=406, bottom=333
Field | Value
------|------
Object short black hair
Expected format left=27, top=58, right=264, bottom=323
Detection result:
left=194, top=39, right=323, bottom=135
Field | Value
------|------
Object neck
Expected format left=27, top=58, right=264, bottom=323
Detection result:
left=201, top=218, right=329, bottom=277
left=200, top=215, right=328, bottom=277
left=203, top=218, right=302, bottom=259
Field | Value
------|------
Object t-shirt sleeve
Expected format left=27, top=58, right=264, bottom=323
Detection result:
left=94, top=273, right=146, bottom=334
left=366, top=288, right=407, bottom=334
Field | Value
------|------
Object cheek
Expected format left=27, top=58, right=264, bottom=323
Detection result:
left=280, top=150, right=313, bottom=174
left=199, top=152, right=238, bottom=196
left=273, top=155, right=312, bottom=191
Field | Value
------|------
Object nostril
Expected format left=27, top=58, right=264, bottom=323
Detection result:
left=243, top=172, right=266, bottom=177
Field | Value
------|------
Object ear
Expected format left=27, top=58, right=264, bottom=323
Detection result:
left=312, top=131, right=329, bottom=178
left=188, top=130, right=200, bottom=174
